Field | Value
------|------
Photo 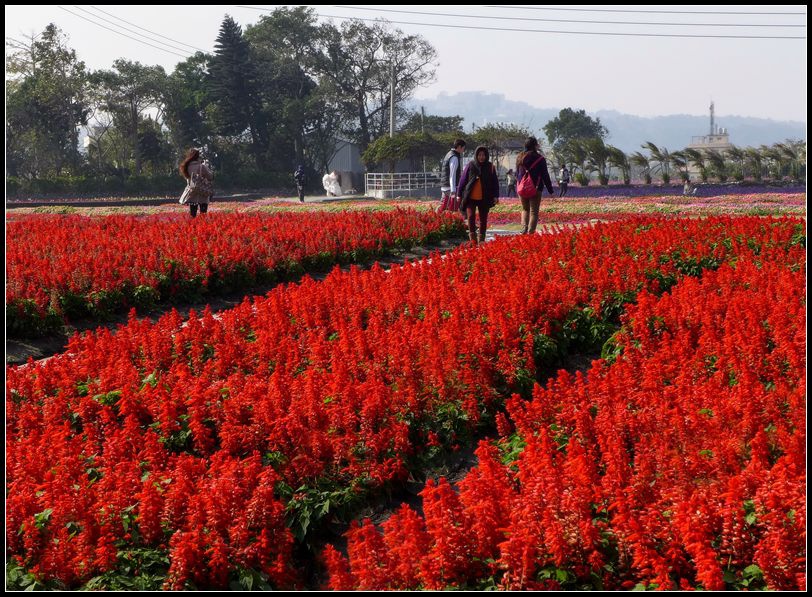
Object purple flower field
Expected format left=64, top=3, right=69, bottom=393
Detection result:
left=540, top=182, right=806, bottom=198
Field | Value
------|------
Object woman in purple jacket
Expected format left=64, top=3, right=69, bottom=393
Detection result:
left=516, top=136, right=554, bottom=234
left=458, top=145, right=500, bottom=245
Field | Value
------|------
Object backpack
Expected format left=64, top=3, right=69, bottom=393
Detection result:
left=517, top=155, right=544, bottom=198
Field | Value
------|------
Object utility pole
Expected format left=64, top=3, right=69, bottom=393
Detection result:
left=421, top=106, right=426, bottom=196
left=389, top=61, right=395, bottom=138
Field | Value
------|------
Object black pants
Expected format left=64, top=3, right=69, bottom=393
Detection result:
left=297, top=184, right=305, bottom=202
left=189, top=203, right=208, bottom=217
left=559, top=183, right=568, bottom=197
left=465, top=201, right=490, bottom=237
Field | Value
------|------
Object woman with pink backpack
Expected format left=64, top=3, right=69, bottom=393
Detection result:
left=515, top=136, right=555, bottom=234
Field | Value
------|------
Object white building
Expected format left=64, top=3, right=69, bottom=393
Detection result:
left=688, top=102, right=733, bottom=152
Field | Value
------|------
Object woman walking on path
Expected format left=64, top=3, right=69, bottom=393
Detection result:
left=458, top=145, right=500, bottom=245
left=179, top=148, right=213, bottom=217
left=516, top=137, right=554, bottom=234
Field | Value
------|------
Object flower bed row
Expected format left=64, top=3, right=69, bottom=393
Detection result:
left=486, top=192, right=806, bottom=223
left=326, top=250, right=806, bottom=591
left=6, top=208, right=464, bottom=336
left=6, top=216, right=805, bottom=589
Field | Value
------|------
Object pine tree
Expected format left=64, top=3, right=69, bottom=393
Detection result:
left=208, top=15, right=266, bottom=164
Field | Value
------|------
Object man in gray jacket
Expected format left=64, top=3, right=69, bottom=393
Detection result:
left=439, top=139, right=466, bottom=211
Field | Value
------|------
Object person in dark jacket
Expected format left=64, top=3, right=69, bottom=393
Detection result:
left=515, top=136, right=555, bottom=234
left=457, top=145, right=499, bottom=245
left=438, top=138, right=466, bottom=212
left=294, top=164, right=306, bottom=202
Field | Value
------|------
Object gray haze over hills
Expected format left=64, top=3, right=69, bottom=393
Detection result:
left=408, top=92, right=806, bottom=153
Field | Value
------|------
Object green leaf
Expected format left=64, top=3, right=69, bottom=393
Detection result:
left=34, top=508, right=53, bottom=530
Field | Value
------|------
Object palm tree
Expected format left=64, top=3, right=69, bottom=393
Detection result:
left=630, top=151, right=651, bottom=184
left=789, top=139, right=806, bottom=181
left=744, top=147, right=764, bottom=181
left=705, top=149, right=728, bottom=182
left=683, top=148, right=708, bottom=182
left=725, top=145, right=746, bottom=181
left=562, top=138, right=590, bottom=185
left=607, top=145, right=631, bottom=184
left=669, top=150, right=689, bottom=182
left=584, top=138, right=611, bottom=185
left=643, top=141, right=670, bottom=184
left=774, top=140, right=806, bottom=181
left=760, top=144, right=783, bottom=180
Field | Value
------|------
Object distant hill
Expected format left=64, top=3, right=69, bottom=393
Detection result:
left=407, top=92, right=806, bottom=153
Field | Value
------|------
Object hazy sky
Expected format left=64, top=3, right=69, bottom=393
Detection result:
left=5, top=4, right=808, bottom=122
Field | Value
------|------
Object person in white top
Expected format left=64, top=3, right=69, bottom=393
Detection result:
left=322, top=171, right=342, bottom=197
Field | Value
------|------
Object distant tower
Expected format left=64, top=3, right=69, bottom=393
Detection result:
left=689, top=102, right=732, bottom=177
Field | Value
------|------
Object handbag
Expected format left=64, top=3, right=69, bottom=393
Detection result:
left=179, top=183, right=193, bottom=204
left=179, top=165, right=213, bottom=204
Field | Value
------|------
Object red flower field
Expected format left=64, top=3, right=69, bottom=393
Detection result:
left=5, top=215, right=806, bottom=590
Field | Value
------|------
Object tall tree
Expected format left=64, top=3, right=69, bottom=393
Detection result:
left=208, top=15, right=266, bottom=165
left=558, top=138, right=589, bottom=180
left=705, top=149, right=727, bottom=182
left=304, top=81, right=354, bottom=175
left=164, top=52, right=213, bottom=155
left=643, top=141, right=671, bottom=184
left=543, top=108, right=608, bottom=156
left=316, top=19, right=437, bottom=153
left=669, top=150, right=690, bottom=182
left=94, top=60, right=166, bottom=175
left=683, top=148, right=708, bottom=182
left=744, top=147, right=764, bottom=181
left=774, top=140, right=805, bottom=181
left=471, top=123, right=530, bottom=174
left=583, top=137, right=611, bottom=185
left=6, top=24, right=89, bottom=176
left=401, top=112, right=464, bottom=134
left=725, top=145, right=746, bottom=180
left=607, top=145, right=631, bottom=185
left=630, top=151, right=651, bottom=184
left=245, top=6, right=323, bottom=169
left=138, top=116, right=174, bottom=175
left=759, top=144, right=784, bottom=180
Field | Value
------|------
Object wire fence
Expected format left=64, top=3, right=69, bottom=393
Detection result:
left=365, top=172, right=443, bottom=198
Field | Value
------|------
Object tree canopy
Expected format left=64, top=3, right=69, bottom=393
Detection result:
left=543, top=108, right=608, bottom=155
